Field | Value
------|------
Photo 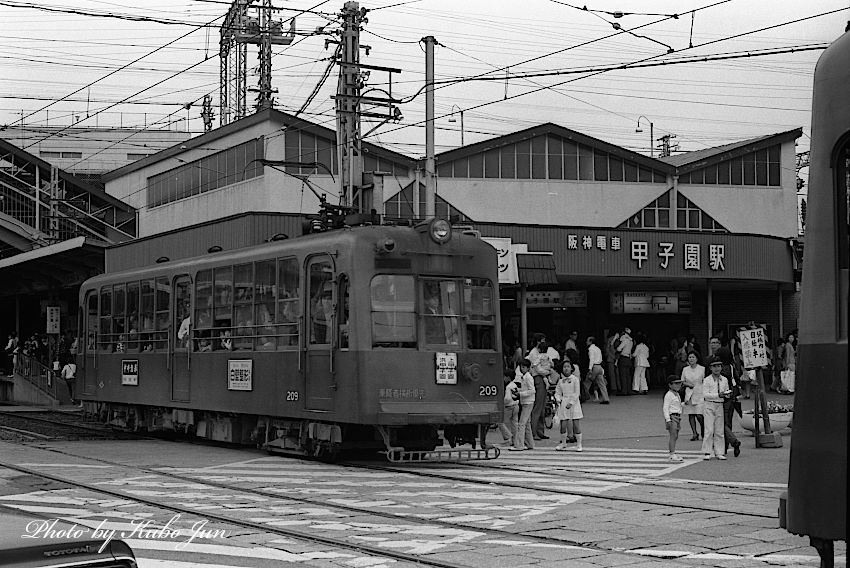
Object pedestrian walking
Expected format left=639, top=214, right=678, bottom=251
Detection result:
left=663, top=375, right=685, bottom=462
left=632, top=333, right=650, bottom=394
left=585, top=336, right=609, bottom=404
left=61, top=360, right=78, bottom=405
left=497, top=370, right=519, bottom=446
left=4, top=332, right=18, bottom=376
left=702, top=356, right=730, bottom=460
left=616, top=327, right=634, bottom=395
left=605, top=331, right=621, bottom=394
left=554, top=359, right=583, bottom=452
left=681, top=351, right=706, bottom=440
left=527, top=334, right=559, bottom=440
left=509, top=359, right=536, bottom=451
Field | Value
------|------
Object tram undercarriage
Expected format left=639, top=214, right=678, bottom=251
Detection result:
left=84, top=402, right=500, bottom=462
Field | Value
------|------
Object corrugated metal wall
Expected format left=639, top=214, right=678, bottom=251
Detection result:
left=105, top=212, right=303, bottom=273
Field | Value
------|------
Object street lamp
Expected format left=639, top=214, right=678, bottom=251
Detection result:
left=448, top=105, right=464, bottom=146
left=636, top=115, right=654, bottom=158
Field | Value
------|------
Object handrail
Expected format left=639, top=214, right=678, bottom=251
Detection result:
left=12, top=353, right=58, bottom=399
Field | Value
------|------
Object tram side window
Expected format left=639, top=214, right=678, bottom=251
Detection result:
left=339, top=275, right=350, bottom=349
left=255, top=260, right=276, bottom=350
left=126, top=282, right=140, bottom=352
left=421, top=279, right=460, bottom=346
left=140, top=280, right=155, bottom=351
left=98, top=287, right=112, bottom=352
left=194, top=270, right=213, bottom=352
left=113, top=284, right=126, bottom=353
left=309, top=260, right=334, bottom=345
left=371, top=274, right=415, bottom=348
left=86, top=293, right=97, bottom=352
left=464, top=278, right=496, bottom=349
left=277, top=257, right=299, bottom=349
left=234, top=263, right=253, bottom=350
left=174, top=279, right=191, bottom=351
left=214, top=267, right=233, bottom=350
left=154, top=277, right=170, bottom=350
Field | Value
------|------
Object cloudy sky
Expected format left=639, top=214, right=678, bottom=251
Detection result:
left=1, top=0, right=848, bottom=161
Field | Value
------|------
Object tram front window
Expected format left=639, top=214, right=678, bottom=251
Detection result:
left=422, top=280, right=460, bottom=346
left=370, top=275, right=415, bottom=348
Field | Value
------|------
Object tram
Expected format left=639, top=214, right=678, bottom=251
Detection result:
left=77, top=217, right=504, bottom=462
left=779, top=25, right=848, bottom=566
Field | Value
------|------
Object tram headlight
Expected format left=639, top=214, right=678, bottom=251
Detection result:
left=429, top=218, right=452, bottom=244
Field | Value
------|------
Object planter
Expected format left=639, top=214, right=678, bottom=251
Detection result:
left=740, top=411, right=792, bottom=435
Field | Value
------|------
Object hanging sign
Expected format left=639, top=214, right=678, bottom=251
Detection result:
left=46, top=306, right=61, bottom=334
left=738, top=327, right=768, bottom=369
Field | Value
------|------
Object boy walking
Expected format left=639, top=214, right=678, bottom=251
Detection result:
left=663, top=375, right=684, bottom=462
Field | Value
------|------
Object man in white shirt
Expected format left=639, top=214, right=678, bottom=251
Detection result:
left=585, top=336, right=609, bottom=403
left=564, top=330, right=578, bottom=353
left=616, top=327, right=634, bottom=396
left=527, top=333, right=560, bottom=440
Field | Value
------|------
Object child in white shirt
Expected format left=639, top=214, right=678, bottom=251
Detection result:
left=663, top=375, right=684, bottom=462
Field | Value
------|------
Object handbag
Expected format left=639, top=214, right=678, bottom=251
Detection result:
left=780, top=369, right=795, bottom=393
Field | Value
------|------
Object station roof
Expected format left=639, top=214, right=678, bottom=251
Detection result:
left=0, top=236, right=107, bottom=295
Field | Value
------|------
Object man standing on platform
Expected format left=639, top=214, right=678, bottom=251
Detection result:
left=616, top=327, right=634, bottom=395
left=527, top=333, right=559, bottom=440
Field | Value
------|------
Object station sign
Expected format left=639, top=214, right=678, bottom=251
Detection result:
left=46, top=306, right=61, bottom=334
left=611, top=291, right=692, bottom=314
left=521, top=290, right=587, bottom=308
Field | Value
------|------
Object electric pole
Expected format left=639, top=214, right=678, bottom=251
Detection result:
left=423, top=35, right=436, bottom=219
left=658, top=133, right=678, bottom=158
left=334, top=2, right=366, bottom=209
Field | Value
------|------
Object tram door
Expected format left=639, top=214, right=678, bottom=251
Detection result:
left=305, top=256, right=335, bottom=411
left=171, top=275, right=191, bottom=402
left=82, top=291, right=98, bottom=396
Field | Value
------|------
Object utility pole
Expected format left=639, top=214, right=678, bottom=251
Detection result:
left=219, top=0, right=293, bottom=126
left=658, top=133, right=678, bottom=158
left=423, top=35, right=437, bottom=219
left=334, top=2, right=366, bottom=209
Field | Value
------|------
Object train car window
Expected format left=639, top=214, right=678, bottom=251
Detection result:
left=255, top=260, right=276, bottom=350
left=370, top=275, right=415, bottom=347
left=277, top=257, right=300, bottom=349
left=309, top=259, right=334, bottom=345
left=140, top=280, right=155, bottom=351
left=234, top=263, right=254, bottom=350
left=85, top=293, right=98, bottom=352
left=464, top=278, right=496, bottom=349
left=338, top=275, right=350, bottom=349
left=126, top=282, right=140, bottom=352
left=214, top=267, right=233, bottom=351
left=98, top=287, right=112, bottom=352
left=421, top=279, right=460, bottom=346
left=194, top=269, right=213, bottom=352
left=154, top=277, right=170, bottom=350
left=174, top=278, right=191, bottom=351
left=113, top=285, right=126, bottom=353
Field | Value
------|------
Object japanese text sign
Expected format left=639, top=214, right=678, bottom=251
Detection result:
left=738, top=327, right=768, bottom=369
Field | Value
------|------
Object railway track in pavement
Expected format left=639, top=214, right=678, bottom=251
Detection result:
left=0, top=439, right=791, bottom=568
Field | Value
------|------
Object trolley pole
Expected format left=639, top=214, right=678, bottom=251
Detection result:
left=423, top=35, right=436, bottom=219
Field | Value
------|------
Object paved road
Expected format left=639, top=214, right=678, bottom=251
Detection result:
left=0, top=389, right=842, bottom=568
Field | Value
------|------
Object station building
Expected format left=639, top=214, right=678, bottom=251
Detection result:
left=101, top=108, right=802, bottom=360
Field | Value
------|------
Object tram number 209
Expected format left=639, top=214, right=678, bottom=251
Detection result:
left=286, top=391, right=299, bottom=401
left=479, top=385, right=498, bottom=396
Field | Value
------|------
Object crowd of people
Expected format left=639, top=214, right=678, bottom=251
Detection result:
left=497, top=326, right=798, bottom=460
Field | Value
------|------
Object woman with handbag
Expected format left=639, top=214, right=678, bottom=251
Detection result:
left=780, top=333, right=796, bottom=394
left=681, top=351, right=705, bottom=441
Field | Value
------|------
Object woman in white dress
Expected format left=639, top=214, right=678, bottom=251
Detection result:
left=680, top=351, right=705, bottom=441
left=555, top=359, right=583, bottom=452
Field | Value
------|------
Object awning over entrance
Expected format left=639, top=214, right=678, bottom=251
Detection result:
left=517, top=252, right=558, bottom=285
left=0, top=236, right=106, bottom=295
